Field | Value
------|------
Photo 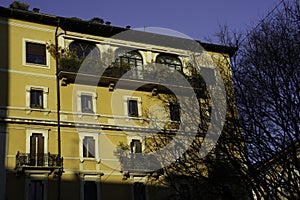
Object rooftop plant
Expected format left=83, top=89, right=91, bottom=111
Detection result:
left=9, top=1, right=29, bottom=11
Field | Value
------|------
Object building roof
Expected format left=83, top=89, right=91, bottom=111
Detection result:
left=0, top=6, right=237, bottom=56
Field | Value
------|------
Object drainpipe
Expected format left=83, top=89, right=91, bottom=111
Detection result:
left=55, top=18, right=62, bottom=200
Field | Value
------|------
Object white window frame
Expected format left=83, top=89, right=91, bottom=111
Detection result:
left=23, top=38, right=50, bottom=68
left=25, top=128, right=49, bottom=154
left=127, top=136, right=144, bottom=153
left=26, top=85, right=49, bottom=111
left=77, top=91, right=97, bottom=115
left=79, top=132, right=99, bottom=163
left=124, top=96, right=142, bottom=118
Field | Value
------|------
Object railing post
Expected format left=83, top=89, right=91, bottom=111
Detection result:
left=15, top=151, right=20, bottom=168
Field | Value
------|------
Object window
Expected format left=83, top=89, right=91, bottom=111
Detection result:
left=156, top=54, right=182, bottom=72
left=130, top=139, right=142, bottom=153
left=81, top=95, right=93, bottom=113
left=124, top=96, right=142, bottom=118
left=26, top=86, right=49, bottom=110
left=30, top=133, right=45, bottom=166
left=77, top=91, right=97, bottom=114
left=28, top=180, right=45, bottom=200
left=69, top=40, right=99, bottom=59
left=169, top=103, right=180, bottom=122
left=128, top=99, right=138, bottom=117
left=30, top=89, right=43, bottom=109
left=83, top=136, right=95, bottom=158
left=79, top=133, right=99, bottom=162
left=115, top=50, right=143, bottom=79
left=25, top=41, right=47, bottom=65
left=25, top=129, right=49, bottom=164
left=133, top=182, right=146, bottom=200
left=84, top=181, right=97, bottom=200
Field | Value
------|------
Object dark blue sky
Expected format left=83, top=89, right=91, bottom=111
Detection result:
left=1, top=0, right=280, bottom=41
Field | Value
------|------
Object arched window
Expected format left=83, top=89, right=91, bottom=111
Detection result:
left=156, top=54, right=182, bottom=72
left=115, top=50, right=143, bottom=79
left=69, top=40, right=100, bottom=60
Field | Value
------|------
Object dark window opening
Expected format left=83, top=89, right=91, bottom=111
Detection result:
left=30, top=133, right=44, bottom=166
left=84, top=181, right=97, bottom=200
left=128, top=99, right=138, bottom=117
left=115, top=50, right=143, bottom=79
left=29, top=180, right=44, bottom=200
left=170, top=103, right=180, bottom=122
left=83, top=136, right=95, bottom=158
left=26, top=42, right=46, bottom=65
left=130, top=139, right=142, bottom=153
left=81, top=95, right=93, bottom=113
left=156, top=54, right=182, bottom=72
left=69, top=41, right=99, bottom=59
left=133, top=182, right=146, bottom=200
left=30, top=89, right=43, bottom=109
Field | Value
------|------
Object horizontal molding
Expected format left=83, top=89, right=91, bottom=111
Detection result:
left=0, top=68, right=55, bottom=79
left=0, top=19, right=54, bottom=32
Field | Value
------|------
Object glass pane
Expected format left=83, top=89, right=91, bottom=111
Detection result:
left=170, top=103, right=180, bottom=121
left=156, top=55, right=182, bottom=72
left=30, top=89, right=43, bottom=109
left=83, top=136, right=95, bottom=158
left=81, top=95, right=93, bottom=113
left=69, top=41, right=99, bottom=60
left=84, top=181, right=97, bottom=200
left=26, top=42, right=46, bottom=65
left=128, top=100, right=138, bottom=117
left=29, top=180, right=44, bottom=200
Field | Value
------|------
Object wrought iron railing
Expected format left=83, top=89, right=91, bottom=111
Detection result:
left=120, top=153, right=161, bottom=173
left=15, top=151, right=63, bottom=168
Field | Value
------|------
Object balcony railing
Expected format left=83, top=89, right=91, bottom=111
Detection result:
left=15, top=152, right=63, bottom=169
left=120, top=153, right=161, bottom=174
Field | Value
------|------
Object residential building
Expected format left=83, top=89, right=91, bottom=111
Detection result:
left=0, top=4, right=240, bottom=200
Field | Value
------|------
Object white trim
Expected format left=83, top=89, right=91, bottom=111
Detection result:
left=127, top=136, right=145, bottom=153
left=124, top=96, right=142, bottom=118
left=22, top=38, right=50, bottom=68
left=80, top=174, right=101, bottom=200
left=25, top=128, right=49, bottom=154
left=78, top=132, right=100, bottom=163
left=77, top=91, right=97, bottom=116
left=0, top=68, right=55, bottom=79
left=25, top=85, right=49, bottom=111
left=0, top=20, right=54, bottom=33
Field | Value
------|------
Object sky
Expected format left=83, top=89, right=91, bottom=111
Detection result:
left=0, top=0, right=281, bottom=42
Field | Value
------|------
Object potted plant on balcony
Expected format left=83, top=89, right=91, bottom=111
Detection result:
left=59, top=49, right=82, bottom=72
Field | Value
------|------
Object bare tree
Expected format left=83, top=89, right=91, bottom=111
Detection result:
left=150, top=0, right=300, bottom=199
left=228, top=0, right=300, bottom=199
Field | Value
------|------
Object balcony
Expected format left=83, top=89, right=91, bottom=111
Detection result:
left=15, top=152, right=63, bottom=174
left=120, top=153, right=161, bottom=175
left=58, top=62, right=207, bottom=97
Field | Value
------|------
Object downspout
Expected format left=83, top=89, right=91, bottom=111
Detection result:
left=55, top=18, right=62, bottom=200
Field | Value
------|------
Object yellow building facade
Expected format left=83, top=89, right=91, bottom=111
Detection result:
left=0, top=5, right=239, bottom=200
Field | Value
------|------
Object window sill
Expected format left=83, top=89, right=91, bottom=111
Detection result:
left=23, top=63, right=50, bottom=69
left=80, top=158, right=100, bottom=163
left=78, top=112, right=98, bottom=119
left=125, top=116, right=144, bottom=124
left=26, top=108, right=50, bottom=115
